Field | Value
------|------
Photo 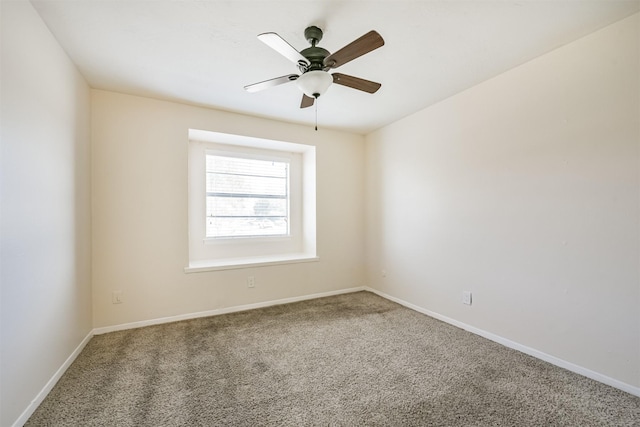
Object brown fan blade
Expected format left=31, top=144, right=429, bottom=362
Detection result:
left=244, top=74, right=298, bottom=92
left=324, top=30, right=384, bottom=69
left=332, top=73, right=381, bottom=93
left=258, top=32, right=309, bottom=67
left=300, top=94, right=315, bottom=108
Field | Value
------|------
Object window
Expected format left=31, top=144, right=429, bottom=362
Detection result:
left=206, top=154, right=290, bottom=238
left=186, top=129, right=317, bottom=272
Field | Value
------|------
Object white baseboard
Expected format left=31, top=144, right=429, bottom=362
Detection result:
left=93, top=286, right=367, bottom=335
left=365, top=287, right=640, bottom=398
left=12, top=330, right=94, bottom=427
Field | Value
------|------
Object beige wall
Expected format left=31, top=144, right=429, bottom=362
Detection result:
left=365, top=13, right=640, bottom=389
left=0, top=0, right=93, bottom=425
left=91, top=91, right=365, bottom=328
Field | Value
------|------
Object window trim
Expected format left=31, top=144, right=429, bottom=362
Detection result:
left=184, top=253, right=319, bottom=273
left=186, top=129, right=317, bottom=272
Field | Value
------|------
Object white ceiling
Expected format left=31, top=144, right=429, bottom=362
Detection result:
left=31, top=0, right=639, bottom=134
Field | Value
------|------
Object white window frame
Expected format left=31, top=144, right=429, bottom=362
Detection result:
left=204, top=149, right=293, bottom=240
left=186, top=129, right=317, bottom=272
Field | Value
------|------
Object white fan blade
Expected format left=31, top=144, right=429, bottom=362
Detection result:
left=258, top=32, right=309, bottom=66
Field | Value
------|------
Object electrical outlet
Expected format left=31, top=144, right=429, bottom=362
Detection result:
left=112, top=290, right=123, bottom=304
left=247, top=276, right=255, bottom=288
left=462, top=291, right=472, bottom=305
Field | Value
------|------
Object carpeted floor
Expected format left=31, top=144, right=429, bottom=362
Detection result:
left=26, top=291, right=639, bottom=426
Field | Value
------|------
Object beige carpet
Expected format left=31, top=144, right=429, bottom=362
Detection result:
left=27, top=291, right=640, bottom=426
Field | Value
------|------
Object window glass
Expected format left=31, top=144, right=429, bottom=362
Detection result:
left=205, top=155, right=289, bottom=238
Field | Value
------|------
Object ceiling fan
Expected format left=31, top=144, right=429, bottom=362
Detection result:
left=244, top=26, right=384, bottom=109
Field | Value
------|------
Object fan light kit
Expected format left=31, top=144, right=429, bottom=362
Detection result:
left=244, top=26, right=384, bottom=129
left=296, top=70, right=333, bottom=98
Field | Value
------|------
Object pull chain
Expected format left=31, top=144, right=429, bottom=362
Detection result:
left=314, top=96, right=318, bottom=131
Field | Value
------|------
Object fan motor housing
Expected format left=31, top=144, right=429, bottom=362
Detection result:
left=301, top=46, right=330, bottom=71
left=300, top=26, right=329, bottom=71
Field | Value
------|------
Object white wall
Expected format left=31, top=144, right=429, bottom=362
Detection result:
left=0, top=0, right=93, bottom=425
left=365, top=13, right=640, bottom=389
left=91, top=90, right=365, bottom=328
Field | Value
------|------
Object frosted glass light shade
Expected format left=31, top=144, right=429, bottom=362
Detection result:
left=296, top=70, right=333, bottom=98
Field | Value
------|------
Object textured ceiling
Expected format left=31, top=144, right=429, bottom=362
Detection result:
left=31, top=0, right=640, bottom=134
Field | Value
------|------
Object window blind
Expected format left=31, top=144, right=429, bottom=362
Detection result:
left=205, top=154, right=289, bottom=238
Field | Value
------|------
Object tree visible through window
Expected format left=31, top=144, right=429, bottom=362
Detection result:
left=205, top=154, right=289, bottom=238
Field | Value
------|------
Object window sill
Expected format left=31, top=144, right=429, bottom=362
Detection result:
left=184, top=253, right=319, bottom=273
